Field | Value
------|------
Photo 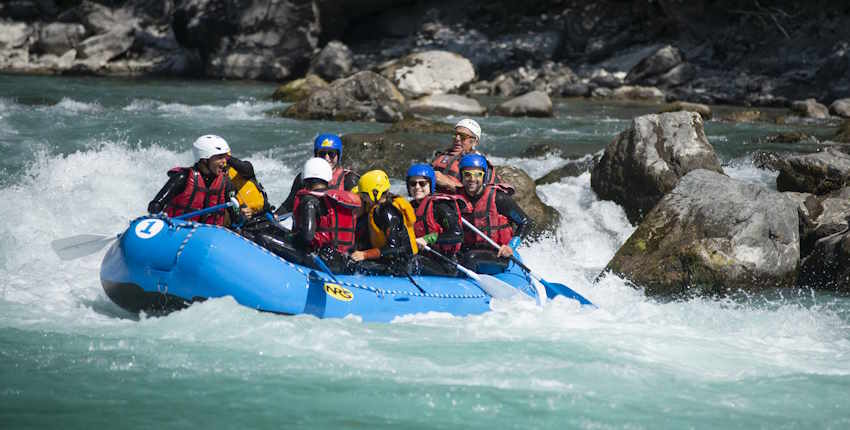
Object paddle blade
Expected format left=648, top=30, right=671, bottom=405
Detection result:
left=477, top=275, right=525, bottom=299
left=51, top=234, right=116, bottom=260
left=540, top=279, right=595, bottom=307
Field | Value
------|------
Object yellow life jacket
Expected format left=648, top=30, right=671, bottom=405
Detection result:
left=228, top=167, right=265, bottom=212
left=368, top=196, right=419, bottom=255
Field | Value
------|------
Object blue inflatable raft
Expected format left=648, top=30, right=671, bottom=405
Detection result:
left=100, top=216, right=544, bottom=322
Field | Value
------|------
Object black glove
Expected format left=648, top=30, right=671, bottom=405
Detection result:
left=148, top=201, right=163, bottom=214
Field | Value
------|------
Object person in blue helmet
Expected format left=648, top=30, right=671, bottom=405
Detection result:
left=275, top=134, right=360, bottom=215
left=457, top=154, right=531, bottom=273
left=405, top=163, right=466, bottom=276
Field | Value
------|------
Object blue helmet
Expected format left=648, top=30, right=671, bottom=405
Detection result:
left=313, top=134, right=343, bottom=160
left=458, top=154, right=488, bottom=175
left=406, top=163, right=435, bottom=193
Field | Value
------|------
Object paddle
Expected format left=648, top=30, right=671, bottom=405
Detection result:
left=461, top=218, right=594, bottom=307
left=51, top=200, right=238, bottom=261
left=310, top=253, right=340, bottom=283
left=421, top=245, right=526, bottom=302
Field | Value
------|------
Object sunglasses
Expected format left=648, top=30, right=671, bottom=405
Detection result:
left=407, top=180, right=430, bottom=188
left=454, top=132, right=476, bottom=141
left=316, top=150, right=338, bottom=159
left=462, top=170, right=485, bottom=179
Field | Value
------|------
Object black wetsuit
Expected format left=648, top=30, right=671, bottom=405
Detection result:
left=408, top=198, right=466, bottom=276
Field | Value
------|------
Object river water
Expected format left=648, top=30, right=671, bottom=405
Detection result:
left=1, top=74, right=848, bottom=429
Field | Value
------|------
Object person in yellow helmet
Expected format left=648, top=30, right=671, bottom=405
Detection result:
left=350, top=170, right=418, bottom=275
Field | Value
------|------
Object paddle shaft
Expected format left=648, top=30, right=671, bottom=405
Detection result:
left=174, top=200, right=237, bottom=221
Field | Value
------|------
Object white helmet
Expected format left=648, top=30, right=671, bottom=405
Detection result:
left=303, top=157, right=333, bottom=183
left=192, top=135, right=230, bottom=162
left=455, top=118, right=481, bottom=140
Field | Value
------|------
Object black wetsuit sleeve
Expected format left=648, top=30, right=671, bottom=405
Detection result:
left=374, top=204, right=413, bottom=259
left=277, top=173, right=303, bottom=215
left=495, top=190, right=531, bottom=238
left=293, top=195, right=322, bottom=249
left=147, top=170, right=188, bottom=213
left=343, top=171, right=360, bottom=191
left=433, top=200, right=463, bottom=246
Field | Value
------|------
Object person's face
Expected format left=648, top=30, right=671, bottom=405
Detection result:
left=316, top=149, right=339, bottom=169
left=406, top=176, right=431, bottom=202
left=205, top=153, right=229, bottom=175
left=461, top=168, right=485, bottom=196
left=452, top=126, right=478, bottom=154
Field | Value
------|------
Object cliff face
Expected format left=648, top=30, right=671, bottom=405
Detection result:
left=2, top=0, right=848, bottom=103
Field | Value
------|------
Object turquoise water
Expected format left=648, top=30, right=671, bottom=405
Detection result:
left=1, top=74, right=848, bottom=429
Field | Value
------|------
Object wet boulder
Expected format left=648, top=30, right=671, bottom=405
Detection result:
left=408, top=94, right=486, bottom=116
left=774, top=148, right=850, bottom=195
left=604, top=169, right=800, bottom=297
left=837, top=120, right=850, bottom=143
left=591, top=111, right=723, bottom=224
left=786, top=188, right=850, bottom=258
left=284, top=71, right=406, bottom=123
left=271, top=74, right=328, bottom=102
left=380, top=50, right=475, bottom=98
left=535, top=154, right=598, bottom=186
left=492, top=90, right=553, bottom=117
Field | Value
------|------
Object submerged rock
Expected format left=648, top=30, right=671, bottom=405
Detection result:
left=604, top=169, right=800, bottom=297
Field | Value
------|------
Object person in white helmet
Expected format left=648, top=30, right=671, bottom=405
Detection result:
left=254, top=158, right=361, bottom=273
left=147, top=135, right=255, bottom=226
left=431, top=118, right=498, bottom=193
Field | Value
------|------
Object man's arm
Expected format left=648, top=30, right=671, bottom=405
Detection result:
left=494, top=190, right=531, bottom=239
left=147, top=170, right=188, bottom=213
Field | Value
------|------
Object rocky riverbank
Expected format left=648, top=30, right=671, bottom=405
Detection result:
left=2, top=1, right=849, bottom=109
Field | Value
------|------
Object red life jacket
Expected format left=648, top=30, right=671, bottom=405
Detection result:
left=328, top=167, right=354, bottom=191
left=292, top=188, right=361, bottom=253
left=461, top=184, right=514, bottom=247
left=413, top=194, right=463, bottom=255
left=165, top=167, right=228, bottom=225
left=431, top=151, right=498, bottom=185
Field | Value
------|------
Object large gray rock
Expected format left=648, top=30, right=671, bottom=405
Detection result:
left=492, top=90, right=553, bottom=117
left=309, top=40, right=352, bottom=81
left=790, top=98, right=830, bottom=119
left=37, top=22, right=86, bottom=55
left=786, top=188, right=850, bottom=258
left=611, top=85, right=665, bottom=102
left=625, top=45, right=684, bottom=85
left=408, top=94, right=486, bottom=115
left=284, top=71, right=406, bottom=123
left=591, top=111, right=723, bottom=224
left=604, top=169, right=800, bottom=297
left=830, top=98, right=850, bottom=118
left=775, top=148, right=850, bottom=195
left=381, top=50, right=475, bottom=97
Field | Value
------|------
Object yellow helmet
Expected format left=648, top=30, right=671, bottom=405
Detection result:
left=352, top=170, right=390, bottom=202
